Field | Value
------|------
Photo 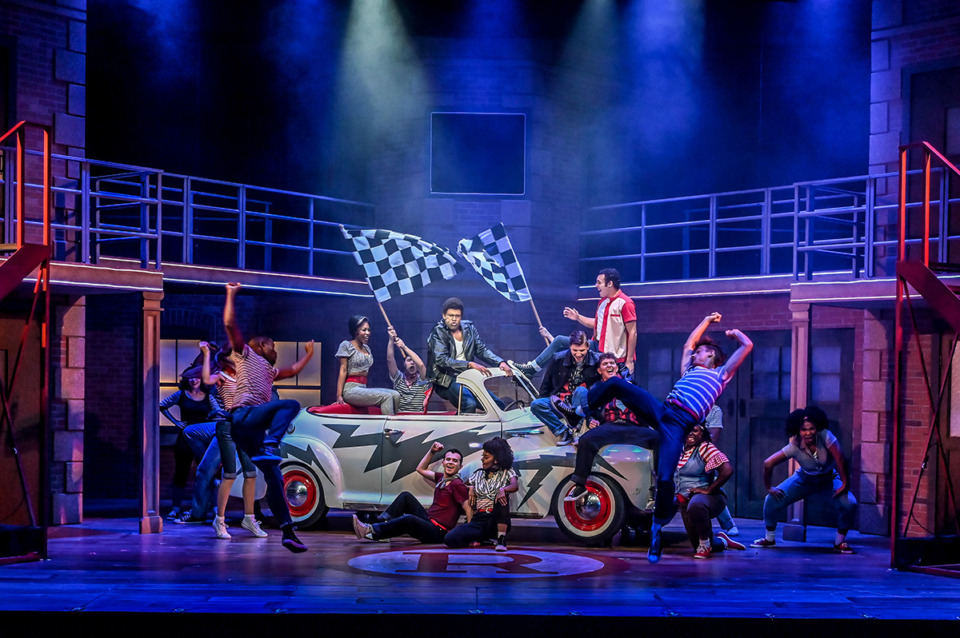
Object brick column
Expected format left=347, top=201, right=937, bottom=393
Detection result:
left=139, top=291, right=164, bottom=534
left=860, top=310, right=892, bottom=534
left=52, top=296, right=85, bottom=525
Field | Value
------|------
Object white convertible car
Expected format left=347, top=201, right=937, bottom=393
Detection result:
left=279, top=368, right=654, bottom=544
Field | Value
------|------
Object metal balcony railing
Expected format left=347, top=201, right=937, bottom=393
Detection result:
left=581, top=167, right=960, bottom=285
left=0, top=150, right=375, bottom=281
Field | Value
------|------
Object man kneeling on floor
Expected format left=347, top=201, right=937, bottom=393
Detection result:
left=353, top=442, right=472, bottom=543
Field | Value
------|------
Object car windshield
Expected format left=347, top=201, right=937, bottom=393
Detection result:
left=482, top=374, right=537, bottom=412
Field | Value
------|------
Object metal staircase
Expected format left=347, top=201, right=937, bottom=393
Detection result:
left=0, top=121, right=51, bottom=564
left=892, top=141, right=960, bottom=577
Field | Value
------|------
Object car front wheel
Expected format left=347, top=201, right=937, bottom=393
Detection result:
left=282, top=463, right=328, bottom=528
left=552, top=474, right=626, bottom=546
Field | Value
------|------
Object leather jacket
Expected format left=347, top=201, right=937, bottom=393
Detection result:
left=427, top=319, right=503, bottom=388
left=538, top=349, right=602, bottom=397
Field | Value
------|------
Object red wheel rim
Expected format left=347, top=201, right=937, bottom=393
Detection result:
left=284, top=468, right=318, bottom=518
left=562, top=479, right=612, bottom=532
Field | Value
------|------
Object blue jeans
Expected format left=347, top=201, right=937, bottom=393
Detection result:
left=763, top=469, right=857, bottom=534
left=230, top=400, right=302, bottom=529
left=434, top=382, right=505, bottom=414
left=188, top=437, right=220, bottom=519
left=530, top=386, right=588, bottom=436
left=586, top=376, right=697, bottom=524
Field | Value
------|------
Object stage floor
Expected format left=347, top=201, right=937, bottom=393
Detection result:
left=1, top=513, right=959, bottom=624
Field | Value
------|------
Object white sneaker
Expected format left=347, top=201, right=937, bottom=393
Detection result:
left=241, top=517, right=268, bottom=538
left=726, top=525, right=740, bottom=537
left=213, top=518, right=231, bottom=540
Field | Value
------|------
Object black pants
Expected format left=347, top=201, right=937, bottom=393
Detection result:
left=443, top=504, right=510, bottom=548
left=572, top=422, right=659, bottom=484
left=372, top=492, right=446, bottom=543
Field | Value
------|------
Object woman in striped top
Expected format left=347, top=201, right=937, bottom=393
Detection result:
left=674, top=423, right=745, bottom=559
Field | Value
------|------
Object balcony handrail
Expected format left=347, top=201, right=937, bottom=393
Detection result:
left=0, top=148, right=374, bottom=277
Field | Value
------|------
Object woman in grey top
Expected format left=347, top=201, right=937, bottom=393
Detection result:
left=750, top=405, right=857, bottom=553
left=336, top=315, right=401, bottom=415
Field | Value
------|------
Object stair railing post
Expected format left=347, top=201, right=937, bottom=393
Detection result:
left=238, top=184, right=246, bottom=269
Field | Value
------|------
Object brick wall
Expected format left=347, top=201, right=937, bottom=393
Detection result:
left=0, top=0, right=86, bottom=155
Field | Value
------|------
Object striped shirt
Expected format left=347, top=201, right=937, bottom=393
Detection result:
left=215, top=371, right=238, bottom=412
left=667, top=366, right=728, bottom=421
left=392, top=371, right=431, bottom=413
left=677, top=442, right=728, bottom=473
left=467, top=467, right=517, bottom=511
left=231, top=345, right=278, bottom=409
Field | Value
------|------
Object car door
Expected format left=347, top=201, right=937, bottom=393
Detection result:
left=314, top=412, right=389, bottom=509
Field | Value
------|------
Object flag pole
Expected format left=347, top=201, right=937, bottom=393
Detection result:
left=377, top=301, right=392, bottom=329
left=528, top=299, right=551, bottom=346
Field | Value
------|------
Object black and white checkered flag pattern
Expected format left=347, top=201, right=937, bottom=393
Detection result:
left=457, top=223, right=531, bottom=302
left=341, top=227, right=463, bottom=302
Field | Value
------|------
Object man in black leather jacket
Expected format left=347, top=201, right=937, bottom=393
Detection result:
left=530, top=330, right=602, bottom=444
left=426, top=297, right=513, bottom=413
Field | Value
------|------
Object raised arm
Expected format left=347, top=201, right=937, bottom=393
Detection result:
left=391, top=328, right=427, bottom=378
left=563, top=307, right=596, bottom=330
left=199, top=341, right=220, bottom=387
left=416, top=441, right=443, bottom=482
left=223, top=282, right=245, bottom=354
left=680, top=312, right=722, bottom=375
left=276, top=340, right=315, bottom=381
left=719, top=328, right=753, bottom=382
left=386, top=328, right=400, bottom=379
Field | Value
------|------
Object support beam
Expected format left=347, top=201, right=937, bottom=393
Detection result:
left=139, top=291, right=164, bottom=534
left=784, top=302, right=811, bottom=542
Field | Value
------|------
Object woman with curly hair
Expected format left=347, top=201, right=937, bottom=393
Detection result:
left=750, top=405, right=858, bottom=553
left=335, top=315, right=401, bottom=415
left=444, top=437, right=518, bottom=552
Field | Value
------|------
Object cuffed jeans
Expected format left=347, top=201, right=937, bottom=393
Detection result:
left=187, top=437, right=221, bottom=519
left=763, top=469, right=857, bottom=534
left=586, top=376, right=697, bottom=524
left=530, top=386, right=588, bottom=436
left=230, top=399, right=303, bottom=529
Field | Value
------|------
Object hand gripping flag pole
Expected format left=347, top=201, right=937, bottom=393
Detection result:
left=457, top=223, right=550, bottom=345
left=340, top=225, right=463, bottom=328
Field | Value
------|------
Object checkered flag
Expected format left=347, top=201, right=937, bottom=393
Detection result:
left=457, top=223, right=531, bottom=302
left=340, top=226, right=463, bottom=303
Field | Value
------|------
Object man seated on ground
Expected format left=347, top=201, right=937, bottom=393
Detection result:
left=353, top=442, right=472, bottom=543
left=529, top=330, right=601, bottom=446
left=426, top=297, right=513, bottom=413
left=386, top=326, right=432, bottom=412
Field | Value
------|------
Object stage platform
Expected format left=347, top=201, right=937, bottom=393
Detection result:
left=1, top=512, right=958, bottom=633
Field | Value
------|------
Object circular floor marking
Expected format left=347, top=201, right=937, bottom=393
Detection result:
left=348, top=548, right=610, bottom=579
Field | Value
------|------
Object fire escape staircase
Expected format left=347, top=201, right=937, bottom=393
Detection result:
left=0, top=121, right=52, bottom=564
left=892, top=142, right=960, bottom=577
